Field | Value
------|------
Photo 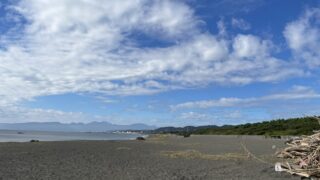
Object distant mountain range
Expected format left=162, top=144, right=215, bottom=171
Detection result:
left=0, top=122, right=156, bottom=132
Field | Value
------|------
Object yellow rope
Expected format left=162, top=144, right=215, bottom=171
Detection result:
left=240, top=141, right=274, bottom=166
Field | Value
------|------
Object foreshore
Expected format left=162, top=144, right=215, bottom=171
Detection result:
left=0, top=135, right=299, bottom=179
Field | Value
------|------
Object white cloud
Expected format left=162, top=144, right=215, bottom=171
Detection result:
left=232, top=34, right=271, bottom=58
left=94, top=96, right=118, bottom=104
left=223, top=110, right=244, bottom=119
left=176, top=110, right=250, bottom=126
left=179, top=111, right=211, bottom=121
left=15, top=0, right=197, bottom=42
left=143, top=0, right=198, bottom=38
left=217, top=19, right=227, bottom=36
left=0, top=0, right=305, bottom=108
left=231, top=18, right=251, bottom=30
left=284, top=8, right=320, bottom=67
left=0, top=1, right=315, bottom=123
left=171, top=86, right=320, bottom=110
left=0, top=106, right=89, bottom=123
left=0, top=0, right=198, bottom=104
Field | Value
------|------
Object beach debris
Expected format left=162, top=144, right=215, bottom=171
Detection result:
left=136, top=137, right=145, bottom=141
left=182, top=132, right=191, bottom=138
left=271, top=135, right=281, bottom=139
left=30, top=139, right=40, bottom=142
left=275, top=117, right=320, bottom=178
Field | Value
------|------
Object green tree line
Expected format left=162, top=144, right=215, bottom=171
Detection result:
left=154, top=117, right=320, bottom=136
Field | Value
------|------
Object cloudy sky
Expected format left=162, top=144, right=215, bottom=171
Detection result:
left=0, top=0, right=319, bottom=126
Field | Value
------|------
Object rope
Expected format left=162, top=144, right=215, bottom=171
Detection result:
left=240, top=141, right=274, bottom=166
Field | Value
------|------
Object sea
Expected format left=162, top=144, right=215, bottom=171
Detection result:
left=0, top=130, right=145, bottom=142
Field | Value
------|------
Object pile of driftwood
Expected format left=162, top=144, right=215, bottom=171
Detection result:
left=276, top=117, right=320, bottom=178
left=275, top=132, right=320, bottom=178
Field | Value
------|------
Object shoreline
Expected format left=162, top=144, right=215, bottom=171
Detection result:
left=0, top=133, right=286, bottom=143
left=0, top=130, right=145, bottom=142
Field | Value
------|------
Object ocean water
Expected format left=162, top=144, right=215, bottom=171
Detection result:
left=0, top=130, right=145, bottom=142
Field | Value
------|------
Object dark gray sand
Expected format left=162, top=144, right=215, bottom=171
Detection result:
left=0, top=135, right=299, bottom=180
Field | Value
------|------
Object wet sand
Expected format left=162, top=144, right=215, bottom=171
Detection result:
left=0, top=135, right=299, bottom=180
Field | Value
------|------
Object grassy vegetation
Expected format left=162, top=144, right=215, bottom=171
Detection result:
left=153, top=117, right=320, bottom=136
left=194, top=117, right=320, bottom=136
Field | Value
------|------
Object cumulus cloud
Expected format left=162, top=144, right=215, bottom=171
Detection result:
left=232, top=34, right=271, bottom=58
left=0, top=0, right=306, bottom=108
left=15, top=0, right=198, bottom=39
left=171, top=86, right=320, bottom=110
left=284, top=8, right=320, bottom=67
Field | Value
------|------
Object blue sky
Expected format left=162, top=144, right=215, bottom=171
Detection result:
left=0, top=0, right=320, bottom=126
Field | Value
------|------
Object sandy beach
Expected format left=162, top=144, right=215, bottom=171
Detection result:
left=0, top=135, right=299, bottom=180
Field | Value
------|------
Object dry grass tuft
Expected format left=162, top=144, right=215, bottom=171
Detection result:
left=161, top=150, right=248, bottom=161
left=116, top=147, right=131, bottom=150
left=146, top=134, right=175, bottom=145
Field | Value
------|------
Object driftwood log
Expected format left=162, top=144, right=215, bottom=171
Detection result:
left=275, top=116, right=320, bottom=178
